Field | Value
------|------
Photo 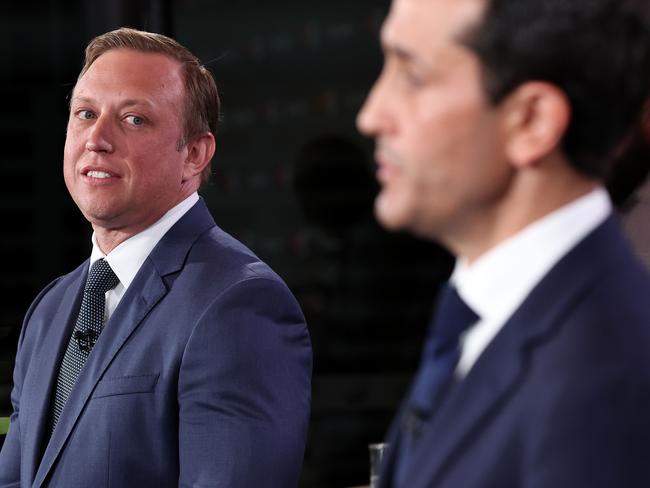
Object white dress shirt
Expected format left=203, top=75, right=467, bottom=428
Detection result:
left=89, top=192, right=199, bottom=322
left=452, top=187, right=612, bottom=377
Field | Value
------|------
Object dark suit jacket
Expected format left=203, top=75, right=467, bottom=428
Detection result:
left=0, top=199, right=312, bottom=488
left=379, top=216, right=650, bottom=488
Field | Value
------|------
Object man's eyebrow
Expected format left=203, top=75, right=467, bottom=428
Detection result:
left=69, top=96, right=91, bottom=107
left=382, top=41, right=431, bottom=70
left=69, top=96, right=155, bottom=109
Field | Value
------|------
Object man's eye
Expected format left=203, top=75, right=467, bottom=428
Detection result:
left=403, top=71, right=425, bottom=88
left=77, top=110, right=96, bottom=120
left=125, top=115, right=145, bottom=126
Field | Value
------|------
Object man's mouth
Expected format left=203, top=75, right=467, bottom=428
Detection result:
left=86, top=170, right=113, bottom=179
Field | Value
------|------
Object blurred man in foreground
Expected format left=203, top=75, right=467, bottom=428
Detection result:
left=357, top=0, right=650, bottom=486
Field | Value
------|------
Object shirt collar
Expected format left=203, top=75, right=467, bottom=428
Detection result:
left=450, top=187, right=612, bottom=325
left=89, top=192, right=199, bottom=290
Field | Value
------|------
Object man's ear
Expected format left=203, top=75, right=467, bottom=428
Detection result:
left=182, top=132, right=216, bottom=182
left=500, top=81, right=570, bottom=168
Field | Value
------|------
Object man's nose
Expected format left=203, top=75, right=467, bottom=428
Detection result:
left=85, top=116, right=115, bottom=153
left=356, top=72, right=394, bottom=138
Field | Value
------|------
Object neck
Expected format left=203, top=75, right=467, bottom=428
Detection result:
left=91, top=185, right=198, bottom=255
left=445, top=157, right=601, bottom=264
left=93, top=222, right=155, bottom=255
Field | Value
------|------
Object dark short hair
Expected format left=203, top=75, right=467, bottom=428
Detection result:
left=462, top=0, right=650, bottom=178
left=80, top=27, right=220, bottom=185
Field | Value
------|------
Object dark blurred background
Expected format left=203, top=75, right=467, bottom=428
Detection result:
left=0, top=1, right=456, bottom=486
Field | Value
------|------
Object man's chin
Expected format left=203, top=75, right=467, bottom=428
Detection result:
left=374, top=194, right=443, bottom=242
left=80, top=207, right=122, bottom=229
left=374, top=194, right=411, bottom=232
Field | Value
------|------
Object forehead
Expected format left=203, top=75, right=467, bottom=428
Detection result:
left=382, top=0, right=486, bottom=59
left=74, top=48, right=185, bottom=104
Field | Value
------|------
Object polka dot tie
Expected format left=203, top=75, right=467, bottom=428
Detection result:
left=50, top=258, right=119, bottom=433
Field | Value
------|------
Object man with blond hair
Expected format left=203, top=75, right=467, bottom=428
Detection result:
left=0, top=28, right=311, bottom=487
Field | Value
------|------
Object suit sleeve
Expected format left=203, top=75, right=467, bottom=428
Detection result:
left=0, top=357, right=22, bottom=488
left=0, top=278, right=60, bottom=488
left=177, top=276, right=312, bottom=488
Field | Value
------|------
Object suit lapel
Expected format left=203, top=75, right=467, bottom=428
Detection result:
left=403, top=217, right=626, bottom=487
left=33, top=262, right=168, bottom=487
left=377, top=399, right=408, bottom=488
left=19, top=267, right=86, bottom=486
left=33, top=199, right=216, bottom=487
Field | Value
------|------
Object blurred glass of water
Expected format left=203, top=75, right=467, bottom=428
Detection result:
left=369, top=442, right=389, bottom=488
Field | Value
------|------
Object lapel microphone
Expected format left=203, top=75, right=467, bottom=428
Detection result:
left=403, top=407, right=429, bottom=439
left=73, top=329, right=98, bottom=353
left=402, top=377, right=460, bottom=439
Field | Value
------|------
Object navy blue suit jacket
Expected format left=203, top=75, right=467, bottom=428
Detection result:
left=0, top=199, right=312, bottom=488
left=379, top=216, right=650, bottom=488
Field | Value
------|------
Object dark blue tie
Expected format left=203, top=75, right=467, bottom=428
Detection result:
left=50, top=259, right=119, bottom=433
left=393, top=283, right=479, bottom=487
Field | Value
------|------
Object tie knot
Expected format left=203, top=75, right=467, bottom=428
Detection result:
left=85, top=258, right=119, bottom=294
left=430, top=284, right=479, bottom=349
